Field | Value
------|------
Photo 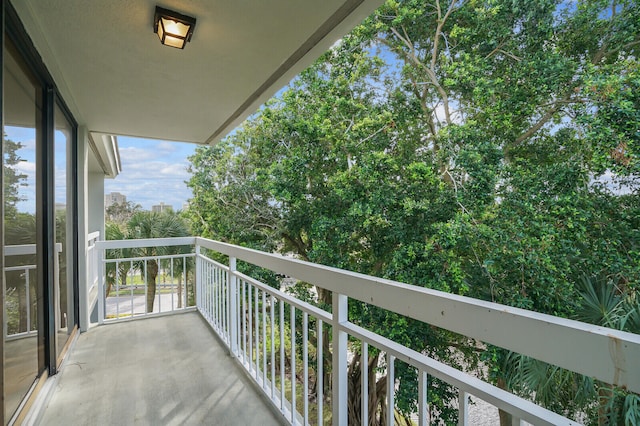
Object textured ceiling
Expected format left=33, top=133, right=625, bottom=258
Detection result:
left=13, top=0, right=382, bottom=144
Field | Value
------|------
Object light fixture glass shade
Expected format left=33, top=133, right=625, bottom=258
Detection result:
left=161, top=18, right=190, bottom=38
left=154, top=6, right=196, bottom=49
left=162, top=34, right=186, bottom=49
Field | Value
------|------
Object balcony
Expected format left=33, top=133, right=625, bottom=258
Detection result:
left=31, top=236, right=640, bottom=425
left=38, top=312, right=283, bottom=425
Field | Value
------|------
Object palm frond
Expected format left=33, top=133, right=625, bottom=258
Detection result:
left=575, top=274, right=625, bottom=329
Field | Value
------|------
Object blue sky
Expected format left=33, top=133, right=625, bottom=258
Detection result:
left=5, top=125, right=71, bottom=214
left=105, top=137, right=197, bottom=211
left=4, top=127, right=197, bottom=213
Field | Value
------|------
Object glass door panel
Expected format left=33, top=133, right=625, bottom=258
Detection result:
left=54, top=103, right=74, bottom=361
left=3, top=38, right=43, bottom=420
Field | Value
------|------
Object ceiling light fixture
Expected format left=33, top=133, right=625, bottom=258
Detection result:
left=153, top=6, right=196, bottom=49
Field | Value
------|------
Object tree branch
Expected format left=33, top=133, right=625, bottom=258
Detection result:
left=282, top=233, right=309, bottom=260
left=385, top=27, right=452, bottom=125
left=514, top=105, right=561, bottom=145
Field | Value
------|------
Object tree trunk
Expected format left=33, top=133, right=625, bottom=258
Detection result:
left=348, top=353, right=362, bottom=424
left=347, top=351, right=386, bottom=425
left=146, top=259, right=158, bottom=313
left=120, top=267, right=127, bottom=287
left=186, top=270, right=193, bottom=307
left=394, top=411, right=413, bottom=426
left=376, top=374, right=388, bottom=426
left=497, top=378, right=513, bottom=426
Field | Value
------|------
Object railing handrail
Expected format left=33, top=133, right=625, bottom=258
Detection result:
left=95, top=237, right=195, bottom=325
left=233, top=269, right=333, bottom=324
left=193, top=236, right=640, bottom=394
left=4, top=264, right=37, bottom=272
left=94, top=236, right=640, bottom=396
left=87, top=231, right=100, bottom=242
left=4, top=242, right=62, bottom=256
left=219, top=256, right=572, bottom=424
left=342, top=321, right=575, bottom=426
left=96, top=236, right=195, bottom=250
left=103, top=252, right=195, bottom=264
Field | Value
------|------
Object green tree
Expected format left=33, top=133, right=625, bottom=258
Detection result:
left=188, top=41, right=468, bottom=424
left=105, top=200, right=142, bottom=224
left=3, top=136, right=27, bottom=219
left=107, top=211, right=190, bottom=312
left=187, top=0, right=639, bottom=423
left=104, top=221, right=128, bottom=297
left=364, top=0, right=639, bottom=423
left=3, top=135, right=36, bottom=334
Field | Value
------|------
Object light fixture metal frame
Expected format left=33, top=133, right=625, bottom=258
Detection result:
left=153, top=6, right=197, bottom=49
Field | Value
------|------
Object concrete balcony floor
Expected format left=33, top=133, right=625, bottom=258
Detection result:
left=38, top=312, right=284, bottom=425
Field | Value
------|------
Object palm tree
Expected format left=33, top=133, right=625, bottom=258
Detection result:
left=500, top=274, right=640, bottom=425
left=125, top=211, right=190, bottom=312
left=170, top=253, right=194, bottom=308
left=105, top=222, right=129, bottom=297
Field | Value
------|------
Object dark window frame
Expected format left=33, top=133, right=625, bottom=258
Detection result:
left=2, top=0, right=80, bottom=422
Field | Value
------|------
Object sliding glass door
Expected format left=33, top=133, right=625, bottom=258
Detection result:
left=2, top=5, right=79, bottom=421
left=54, top=103, right=75, bottom=362
left=3, top=36, right=44, bottom=421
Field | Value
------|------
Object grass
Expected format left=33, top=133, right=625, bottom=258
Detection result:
left=242, top=319, right=332, bottom=425
left=112, top=273, right=180, bottom=286
left=268, top=367, right=332, bottom=425
left=107, top=287, right=179, bottom=297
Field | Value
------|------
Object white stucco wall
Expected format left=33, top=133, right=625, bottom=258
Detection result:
left=88, top=172, right=105, bottom=237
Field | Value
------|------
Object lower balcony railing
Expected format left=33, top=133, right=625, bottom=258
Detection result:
left=4, top=243, right=62, bottom=340
left=91, top=236, right=640, bottom=426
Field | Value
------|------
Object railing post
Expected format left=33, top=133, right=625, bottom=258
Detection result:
left=80, top=238, right=90, bottom=332
left=387, top=354, right=395, bottom=426
left=195, top=244, right=201, bottom=310
left=458, top=390, right=469, bottom=426
left=97, top=242, right=105, bottom=325
left=229, top=256, right=238, bottom=356
left=332, top=291, right=348, bottom=425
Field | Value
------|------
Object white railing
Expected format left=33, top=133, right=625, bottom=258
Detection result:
left=95, top=237, right=640, bottom=425
left=4, top=243, right=62, bottom=340
left=87, top=231, right=100, bottom=301
left=95, top=237, right=196, bottom=323
left=84, top=231, right=101, bottom=331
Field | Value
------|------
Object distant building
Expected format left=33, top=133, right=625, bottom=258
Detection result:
left=55, top=203, right=66, bottom=211
left=152, top=202, right=173, bottom=213
left=182, top=202, right=190, bottom=211
left=105, top=192, right=126, bottom=208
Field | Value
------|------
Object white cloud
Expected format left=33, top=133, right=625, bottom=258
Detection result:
left=13, top=161, right=36, bottom=174
left=105, top=138, right=196, bottom=211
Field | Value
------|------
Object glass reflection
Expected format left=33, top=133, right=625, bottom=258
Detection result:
left=54, top=104, right=73, bottom=361
left=3, top=39, right=42, bottom=421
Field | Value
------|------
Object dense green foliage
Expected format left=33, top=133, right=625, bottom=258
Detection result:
left=187, top=1, right=639, bottom=424
left=3, top=137, right=27, bottom=219
left=3, top=136, right=37, bottom=334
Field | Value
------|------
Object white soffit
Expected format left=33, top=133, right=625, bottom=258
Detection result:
left=89, top=133, right=121, bottom=178
left=13, top=0, right=383, bottom=145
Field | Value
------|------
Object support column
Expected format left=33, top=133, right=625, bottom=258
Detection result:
left=77, top=126, right=90, bottom=331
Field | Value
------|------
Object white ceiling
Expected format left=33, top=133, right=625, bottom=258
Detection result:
left=13, top=0, right=382, bottom=145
